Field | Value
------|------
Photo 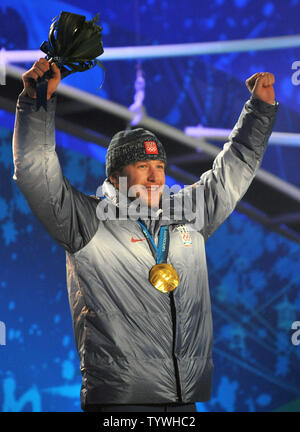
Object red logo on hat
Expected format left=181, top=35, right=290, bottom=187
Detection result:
left=144, top=141, right=158, bottom=155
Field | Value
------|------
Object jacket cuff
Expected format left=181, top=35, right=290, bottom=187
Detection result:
left=249, top=96, right=279, bottom=115
left=17, top=90, right=57, bottom=111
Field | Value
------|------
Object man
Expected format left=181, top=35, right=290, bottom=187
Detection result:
left=12, top=59, right=277, bottom=412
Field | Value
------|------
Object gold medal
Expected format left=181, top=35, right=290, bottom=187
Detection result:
left=149, top=263, right=179, bottom=293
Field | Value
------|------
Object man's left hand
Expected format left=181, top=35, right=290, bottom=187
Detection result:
left=246, top=72, right=275, bottom=105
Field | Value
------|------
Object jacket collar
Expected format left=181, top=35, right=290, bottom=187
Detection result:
left=100, top=177, right=190, bottom=227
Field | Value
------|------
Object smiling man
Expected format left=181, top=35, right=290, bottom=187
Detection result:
left=12, top=59, right=278, bottom=413
left=107, top=128, right=167, bottom=211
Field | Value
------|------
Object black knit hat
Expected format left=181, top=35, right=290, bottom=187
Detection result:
left=106, top=128, right=167, bottom=177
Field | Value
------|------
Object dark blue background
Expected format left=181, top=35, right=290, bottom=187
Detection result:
left=0, top=0, right=300, bottom=412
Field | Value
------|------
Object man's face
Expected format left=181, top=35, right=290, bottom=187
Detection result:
left=110, top=159, right=166, bottom=209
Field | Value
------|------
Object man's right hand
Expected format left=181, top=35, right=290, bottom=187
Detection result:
left=22, top=58, right=61, bottom=100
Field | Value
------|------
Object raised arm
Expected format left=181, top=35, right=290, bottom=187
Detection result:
left=12, top=59, right=100, bottom=253
left=184, top=72, right=278, bottom=240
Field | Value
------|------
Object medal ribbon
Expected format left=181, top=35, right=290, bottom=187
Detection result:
left=137, top=220, right=179, bottom=293
left=137, top=221, right=169, bottom=264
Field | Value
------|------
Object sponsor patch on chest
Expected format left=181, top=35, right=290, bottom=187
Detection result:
left=176, top=224, right=192, bottom=246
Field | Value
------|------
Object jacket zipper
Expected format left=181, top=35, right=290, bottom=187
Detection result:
left=148, top=222, right=183, bottom=402
left=169, top=291, right=183, bottom=402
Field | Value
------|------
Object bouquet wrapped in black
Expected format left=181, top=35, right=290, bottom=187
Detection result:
left=36, top=11, right=104, bottom=110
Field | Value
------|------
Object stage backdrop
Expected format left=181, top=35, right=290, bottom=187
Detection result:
left=1, top=0, right=300, bottom=412
left=1, top=0, right=300, bottom=186
left=0, top=107, right=299, bottom=412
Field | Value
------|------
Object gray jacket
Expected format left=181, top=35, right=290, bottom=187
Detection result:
left=12, top=92, right=278, bottom=410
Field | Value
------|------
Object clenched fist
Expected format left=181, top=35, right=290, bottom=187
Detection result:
left=246, top=72, right=275, bottom=105
left=22, top=58, right=61, bottom=100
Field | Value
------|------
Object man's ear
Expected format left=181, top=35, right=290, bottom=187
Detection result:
left=109, top=172, right=120, bottom=188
